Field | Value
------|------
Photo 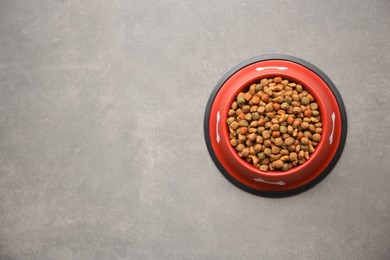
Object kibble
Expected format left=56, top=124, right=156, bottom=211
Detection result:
left=227, top=77, right=322, bottom=171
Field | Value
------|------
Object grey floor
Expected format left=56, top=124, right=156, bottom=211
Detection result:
left=1, top=0, right=390, bottom=259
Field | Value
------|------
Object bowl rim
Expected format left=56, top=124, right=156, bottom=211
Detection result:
left=204, top=54, right=348, bottom=197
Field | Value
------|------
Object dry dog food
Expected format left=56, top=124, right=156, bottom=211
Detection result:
left=227, top=77, right=322, bottom=171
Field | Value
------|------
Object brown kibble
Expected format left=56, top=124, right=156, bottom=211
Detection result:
left=258, top=152, right=266, bottom=160
left=266, top=112, right=275, bottom=118
left=254, top=144, right=262, bottom=153
left=264, top=139, right=272, bottom=147
left=270, top=154, right=282, bottom=162
left=236, top=144, right=245, bottom=152
left=260, top=78, right=269, bottom=86
left=245, top=113, right=252, bottom=121
left=301, top=122, right=310, bottom=130
left=284, top=137, right=295, bottom=146
left=315, top=127, right=322, bottom=134
left=272, top=160, right=283, bottom=168
left=270, top=124, right=279, bottom=131
left=293, top=119, right=302, bottom=128
left=289, top=152, right=298, bottom=161
left=298, top=150, right=305, bottom=160
left=262, top=130, right=271, bottom=139
left=313, top=133, right=321, bottom=142
left=256, top=135, right=263, bottom=144
left=308, top=144, right=315, bottom=153
left=264, top=148, right=271, bottom=156
left=265, top=103, right=273, bottom=112
left=230, top=139, right=238, bottom=147
left=242, top=105, right=250, bottom=113
left=257, top=106, right=265, bottom=114
left=271, top=146, right=281, bottom=154
left=260, top=165, right=268, bottom=171
left=310, top=102, right=318, bottom=110
left=288, top=145, right=296, bottom=152
left=248, top=127, right=257, bottom=133
left=304, top=131, right=312, bottom=139
left=249, top=84, right=256, bottom=94
left=238, top=134, right=246, bottom=142
left=274, top=137, right=283, bottom=146
left=230, top=121, right=239, bottom=130
left=292, top=107, right=302, bottom=114
left=241, top=148, right=249, bottom=157
left=301, top=137, right=309, bottom=145
left=280, top=155, right=290, bottom=162
left=248, top=133, right=256, bottom=141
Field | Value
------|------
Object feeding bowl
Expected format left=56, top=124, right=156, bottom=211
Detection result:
left=204, top=55, right=347, bottom=197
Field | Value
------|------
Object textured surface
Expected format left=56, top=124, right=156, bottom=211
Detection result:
left=1, top=0, right=390, bottom=259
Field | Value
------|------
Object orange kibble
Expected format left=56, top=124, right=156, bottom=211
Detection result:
left=239, top=127, right=248, bottom=135
left=244, top=93, right=252, bottom=101
left=258, top=118, right=265, bottom=126
left=273, top=103, right=280, bottom=111
left=304, top=110, right=312, bottom=117
left=238, top=113, right=245, bottom=120
left=251, top=96, right=260, bottom=104
left=287, top=116, right=295, bottom=125
left=272, top=131, right=280, bottom=137
left=274, top=77, right=282, bottom=83
left=261, top=94, right=269, bottom=103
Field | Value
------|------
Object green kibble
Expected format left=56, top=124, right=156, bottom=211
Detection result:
left=264, top=148, right=271, bottom=156
left=281, top=102, right=289, bottom=110
left=301, top=96, right=310, bottom=105
left=284, top=96, right=292, bottom=104
left=239, top=120, right=248, bottom=127
left=257, top=127, right=265, bottom=134
left=257, top=152, right=266, bottom=160
left=237, top=92, right=246, bottom=106
left=300, top=145, right=308, bottom=151
left=227, top=117, right=235, bottom=125
left=252, top=112, right=260, bottom=120
left=280, top=125, right=287, bottom=134
left=312, top=110, right=319, bottom=117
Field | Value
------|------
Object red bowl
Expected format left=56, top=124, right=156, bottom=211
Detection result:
left=204, top=55, right=347, bottom=197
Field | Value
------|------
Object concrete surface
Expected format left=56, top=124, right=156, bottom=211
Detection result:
left=1, top=0, right=390, bottom=259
